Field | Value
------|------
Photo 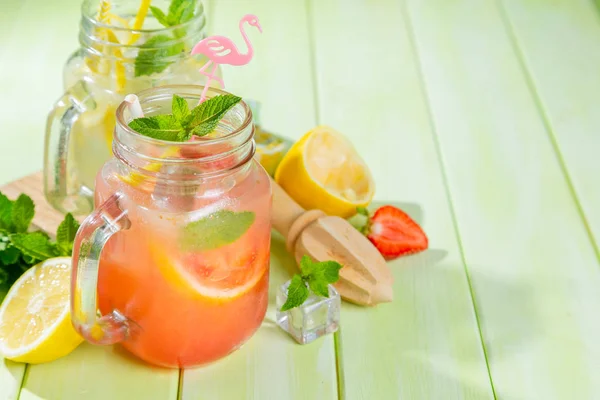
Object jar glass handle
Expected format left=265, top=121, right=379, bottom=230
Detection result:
left=71, top=193, right=130, bottom=345
left=44, top=80, right=97, bottom=215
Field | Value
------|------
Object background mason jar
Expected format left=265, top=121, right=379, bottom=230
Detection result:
left=44, top=0, right=222, bottom=215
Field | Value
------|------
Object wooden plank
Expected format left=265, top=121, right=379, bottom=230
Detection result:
left=405, top=0, right=600, bottom=398
left=0, top=0, right=80, bottom=186
left=180, top=1, right=339, bottom=399
left=498, top=0, right=600, bottom=255
left=308, top=0, right=494, bottom=398
left=19, top=344, right=178, bottom=400
left=0, top=361, right=24, bottom=400
left=0, top=0, right=52, bottom=392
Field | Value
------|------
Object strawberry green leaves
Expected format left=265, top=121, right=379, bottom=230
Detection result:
left=128, top=94, right=242, bottom=142
left=0, top=191, right=79, bottom=287
left=280, top=256, right=343, bottom=311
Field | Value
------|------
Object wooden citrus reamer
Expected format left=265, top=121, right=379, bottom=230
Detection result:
left=270, top=179, right=394, bottom=306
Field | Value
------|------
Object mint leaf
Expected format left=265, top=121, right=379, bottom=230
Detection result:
left=22, top=254, right=36, bottom=264
left=0, top=192, right=13, bottom=230
left=0, top=246, right=20, bottom=265
left=134, top=35, right=185, bottom=77
left=150, top=6, right=170, bottom=27
left=180, top=210, right=255, bottom=251
left=177, top=129, right=193, bottom=142
left=11, top=194, right=34, bottom=233
left=301, top=258, right=342, bottom=298
left=172, top=94, right=190, bottom=122
left=128, top=94, right=241, bottom=142
left=56, top=213, right=80, bottom=256
left=299, top=255, right=316, bottom=276
left=129, top=115, right=183, bottom=141
left=282, top=256, right=343, bottom=310
left=307, top=276, right=329, bottom=298
left=319, top=260, right=343, bottom=283
left=10, top=232, right=59, bottom=261
left=172, top=0, right=196, bottom=24
left=280, top=275, right=309, bottom=311
left=0, top=268, right=8, bottom=287
left=183, top=95, right=242, bottom=137
left=168, top=0, right=186, bottom=19
left=167, top=0, right=196, bottom=25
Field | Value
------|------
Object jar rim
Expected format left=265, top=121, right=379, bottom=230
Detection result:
left=81, top=0, right=205, bottom=35
left=115, top=84, right=253, bottom=148
left=113, top=85, right=256, bottom=182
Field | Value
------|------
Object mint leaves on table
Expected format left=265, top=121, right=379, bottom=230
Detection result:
left=0, top=192, right=79, bottom=288
left=135, top=0, right=197, bottom=77
left=128, top=94, right=242, bottom=142
left=180, top=210, right=255, bottom=252
left=280, top=256, right=343, bottom=311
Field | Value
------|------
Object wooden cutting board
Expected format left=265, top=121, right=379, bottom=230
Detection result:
left=0, top=172, right=86, bottom=234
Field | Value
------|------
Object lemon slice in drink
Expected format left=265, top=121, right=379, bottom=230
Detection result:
left=274, top=125, right=375, bottom=218
left=0, top=257, right=83, bottom=364
left=151, top=238, right=267, bottom=303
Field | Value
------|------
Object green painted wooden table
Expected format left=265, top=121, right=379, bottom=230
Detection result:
left=1, top=0, right=600, bottom=398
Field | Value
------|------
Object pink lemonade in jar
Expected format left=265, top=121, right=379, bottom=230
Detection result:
left=71, top=86, right=272, bottom=368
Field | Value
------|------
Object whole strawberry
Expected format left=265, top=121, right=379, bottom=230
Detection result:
left=350, top=206, right=428, bottom=259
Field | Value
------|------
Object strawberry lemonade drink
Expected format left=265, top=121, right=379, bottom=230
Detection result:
left=71, top=86, right=271, bottom=367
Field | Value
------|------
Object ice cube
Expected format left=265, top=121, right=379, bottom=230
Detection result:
left=275, top=280, right=341, bottom=345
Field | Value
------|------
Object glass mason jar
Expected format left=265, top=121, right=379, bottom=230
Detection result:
left=44, top=0, right=221, bottom=215
left=71, top=85, right=271, bottom=368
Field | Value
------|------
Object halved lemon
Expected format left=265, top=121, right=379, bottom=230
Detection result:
left=274, top=125, right=375, bottom=218
left=0, top=257, right=83, bottom=364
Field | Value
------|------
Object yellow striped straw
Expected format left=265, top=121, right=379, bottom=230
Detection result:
left=90, top=0, right=152, bottom=92
left=86, top=0, right=112, bottom=74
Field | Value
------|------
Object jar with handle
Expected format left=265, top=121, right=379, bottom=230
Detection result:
left=44, top=0, right=222, bottom=215
left=71, top=85, right=271, bottom=368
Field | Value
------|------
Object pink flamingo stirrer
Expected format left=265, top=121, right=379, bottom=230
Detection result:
left=192, top=14, right=263, bottom=103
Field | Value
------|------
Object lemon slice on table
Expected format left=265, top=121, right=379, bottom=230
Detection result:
left=0, top=257, right=83, bottom=364
left=274, top=125, right=375, bottom=218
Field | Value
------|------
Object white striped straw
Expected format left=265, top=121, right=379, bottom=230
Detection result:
left=124, top=94, right=144, bottom=118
